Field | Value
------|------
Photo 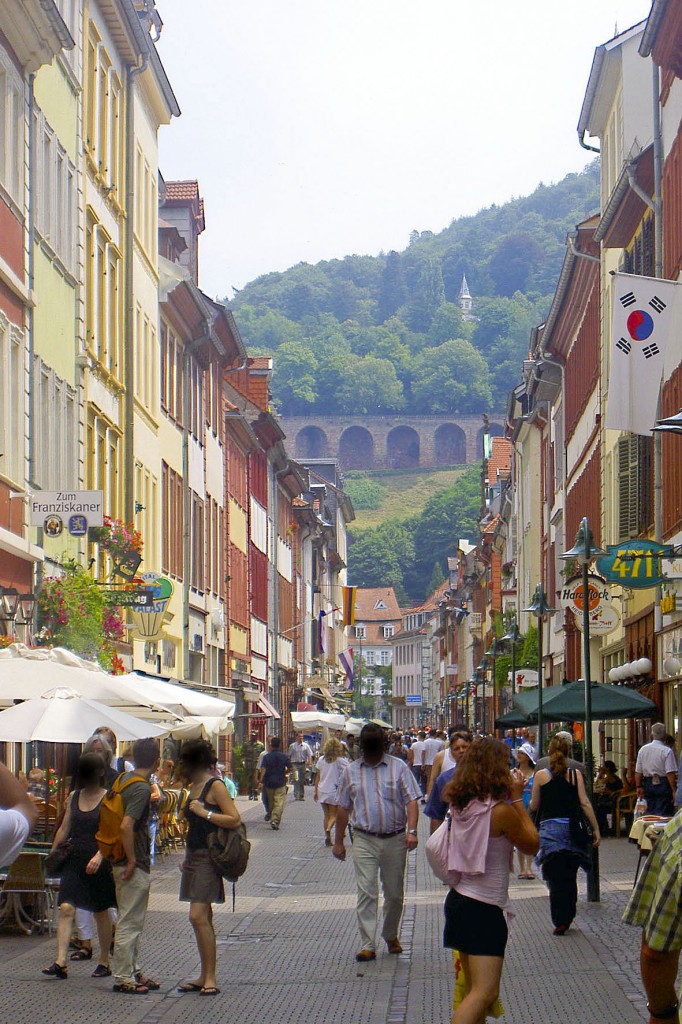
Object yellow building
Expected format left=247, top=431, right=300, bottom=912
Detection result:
left=82, top=0, right=178, bottom=585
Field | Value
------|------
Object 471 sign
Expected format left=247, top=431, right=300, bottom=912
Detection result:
left=596, top=541, right=674, bottom=589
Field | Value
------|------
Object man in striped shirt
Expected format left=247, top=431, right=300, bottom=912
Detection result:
left=333, top=724, right=421, bottom=962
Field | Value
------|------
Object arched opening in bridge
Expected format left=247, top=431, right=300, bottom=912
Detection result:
left=434, top=423, right=466, bottom=466
left=338, top=426, right=375, bottom=470
left=477, top=422, right=504, bottom=458
left=387, top=426, right=420, bottom=469
left=296, top=425, right=329, bottom=460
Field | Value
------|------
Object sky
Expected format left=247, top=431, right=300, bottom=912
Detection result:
left=156, top=0, right=650, bottom=300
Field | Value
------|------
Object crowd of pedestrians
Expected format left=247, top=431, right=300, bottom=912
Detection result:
left=0, top=717, right=681, bottom=1020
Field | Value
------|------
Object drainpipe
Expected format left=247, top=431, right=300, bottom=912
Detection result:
left=182, top=348, right=191, bottom=682
left=579, top=131, right=600, bottom=154
left=123, top=54, right=149, bottom=526
left=652, top=59, right=664, bottom=638
left=626, top=165, right=656, bottom=213
left=26, top=74, right=43, bottom=595
left=181, top=332, right=211, bottom=683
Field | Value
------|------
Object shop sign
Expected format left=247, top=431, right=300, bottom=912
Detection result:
left=103, top=587, right=154, bottom=608
left=30, top=490, right=104, bottom=530
left=561, top=574, right=620, bottom=635
left=129, top=571, right=174, bottom=641
left=596, top=540, right=673, bottom=589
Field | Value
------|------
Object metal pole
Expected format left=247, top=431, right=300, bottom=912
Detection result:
left=510, top=634, right=517, bottom=746
left=537, top=614, right=543, bottom=758
left=582, top=518, right=600, bottom=902
left=652, top=60, right=663, bottom=639
left=480, top=669, right=486, bottom=735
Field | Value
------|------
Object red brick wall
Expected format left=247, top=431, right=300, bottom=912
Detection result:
left=565, top=289, right=599, bottom=442
left=566, top=447, right=601, bottom=548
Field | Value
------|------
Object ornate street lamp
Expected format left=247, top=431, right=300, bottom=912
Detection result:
left=0, top=587, right=19, bottom=623
left=501, top=618, right=522, bottom=741
left=485, top=636, right=500, bottom=731
left=560, top=515, right=607, bottom=903
left=476, top=659, right=490, bottom=735
left=524, top=584, right=556, bottom=758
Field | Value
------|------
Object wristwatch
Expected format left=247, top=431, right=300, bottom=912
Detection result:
left=407, top=828, right=418, bottom=836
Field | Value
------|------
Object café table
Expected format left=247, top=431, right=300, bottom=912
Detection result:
left=628, top=815, right=671, bottom=884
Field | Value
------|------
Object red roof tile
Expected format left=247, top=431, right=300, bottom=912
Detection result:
left=488, top=437, right=511, bottom=481
left=165, top=180, right=200, bottom=201
left=354, top=587, right=402, bottom=623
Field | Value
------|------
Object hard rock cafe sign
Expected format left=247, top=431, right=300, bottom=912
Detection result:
left=561, top=574, right=620, bottom=635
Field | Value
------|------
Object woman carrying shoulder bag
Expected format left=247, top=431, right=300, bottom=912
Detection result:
left=530, top=735, right=600, bottom=936
left=438, top=738, right=539, bottom=1024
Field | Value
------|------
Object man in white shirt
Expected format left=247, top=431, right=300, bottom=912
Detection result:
left=288, top=731, right=313, bottom=801
left=635, top=722, right=678, bottom=816
left=0, top=762, right=38, bottom=866
left=407, top=731, right=426, bottom=796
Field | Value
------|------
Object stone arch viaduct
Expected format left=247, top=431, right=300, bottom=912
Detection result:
left=279, top=414, right=505, bottom=472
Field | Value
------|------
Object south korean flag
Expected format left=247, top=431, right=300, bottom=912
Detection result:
left=606, top=273, right=682, bottom=435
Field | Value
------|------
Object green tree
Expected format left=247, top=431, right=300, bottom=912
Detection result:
left=412, top=339, right=492, bottom=414
left=336, top=356, right=405, bottom=414
left=426, top=302, right=466, bottom=346
left=378, top=250, right=406, bottom=321
left=270, top=340, right=318, bottom=413
left=426, top=561, right=446, bottom=595
left=488, top=233, right=546, bottom=296
left=347, top=520, right=414, bottom=601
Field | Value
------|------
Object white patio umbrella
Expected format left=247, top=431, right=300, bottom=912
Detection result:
left=0, top=687, right=170, bottom=743
left=166, top=715, right=234, bottom=740
left=0, top=644, right=188, bottom=722
left=290, top=710, right=346, bottom=732
left=116, top=672, right=235, bottom=720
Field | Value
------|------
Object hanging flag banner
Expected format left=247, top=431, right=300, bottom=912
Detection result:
left=339, top=649, right=354, bottom=690
left=606, top=273, right=682, bottom=436
left=342, top=586, right=357, bottom=628
left=318, top=609, right=328, bottom=655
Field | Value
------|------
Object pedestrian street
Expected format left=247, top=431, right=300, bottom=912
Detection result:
left=0, top=792, right=655, bottom=1024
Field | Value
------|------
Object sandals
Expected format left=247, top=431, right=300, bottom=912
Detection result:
left=70, top=947, right=93, bottom=961
left=135, top=973, right=159, bottom=990
left=42, top=962, right=68, bottom=980
left=199, top=987, right=220, bottom=996
left=113, top=981, right=149, bottom=994
left=178, top=982, right=203, bottom=993
left=91, top=964, right=111, bottom=978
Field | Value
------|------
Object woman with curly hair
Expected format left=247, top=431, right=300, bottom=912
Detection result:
left=441, top=738, right=538, bottom=1024
left=175, top=739, right=241, bottom=996
left=314, top=737, right=349, bottom=845
left=530, top=734, right=600, bottom=936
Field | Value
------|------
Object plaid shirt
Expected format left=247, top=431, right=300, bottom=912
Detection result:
left=622, top=811, right=682, bottom=952
left=336, top=754, right=421, bottom=834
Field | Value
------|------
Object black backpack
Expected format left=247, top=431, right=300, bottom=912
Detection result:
left=207, top=822, right=251, bottom=889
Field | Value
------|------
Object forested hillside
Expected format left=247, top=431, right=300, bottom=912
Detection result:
left=229, top=162, right=599, bottom=414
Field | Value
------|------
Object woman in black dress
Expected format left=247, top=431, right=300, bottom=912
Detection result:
left=176, top=739, right=241, bottom=997
left=42, top=753, right=116, bottom=980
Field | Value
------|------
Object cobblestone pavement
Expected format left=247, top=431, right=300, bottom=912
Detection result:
left=0, top=790, right=668, bottom=1023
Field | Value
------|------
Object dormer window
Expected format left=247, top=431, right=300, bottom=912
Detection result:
left=374, top=600, right=388, bottom=610
left=383, top=624, right=395, bottom=639
left=355, top=624, right=366, bottom=639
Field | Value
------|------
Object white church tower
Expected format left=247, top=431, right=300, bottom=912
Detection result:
left=458, top=274, right=475, bottom=321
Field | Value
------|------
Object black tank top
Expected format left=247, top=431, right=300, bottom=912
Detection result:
left=185, top=779, right=219, bottom=851
left=68, top=789, right=103, bottom=858
left=538, top=771, right=580, bottom=821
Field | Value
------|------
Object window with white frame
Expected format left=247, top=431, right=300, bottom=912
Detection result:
left=32, top=358, right=77, bottom=491
left=354, top=624, right=366, bottom=639
left=0, top=313, right=25, bottom=484
left=0, top=53, right=24, bottom=206
left=380, top=650, right=390, bottom=666
left=85, top=211, right=122, bottom=379
left=364, top=650, right=375, bottom=666
left=383, top=624, right=395, bottom=638
left=34, top=106, right=77, bottom=275
left=85, top=24, right=123, bottom=199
